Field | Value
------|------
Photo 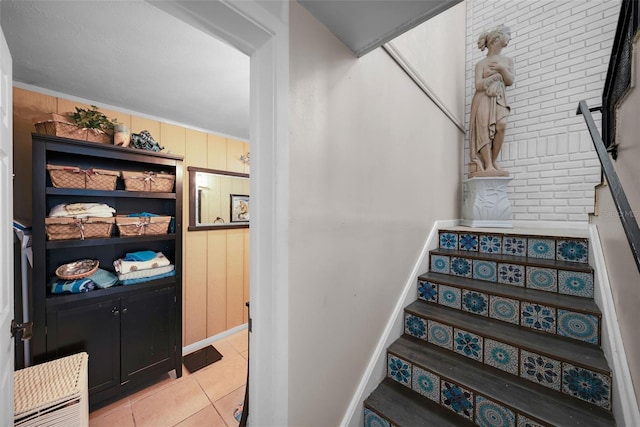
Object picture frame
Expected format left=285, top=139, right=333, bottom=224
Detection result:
left=230, top=194, right=250, bottom=223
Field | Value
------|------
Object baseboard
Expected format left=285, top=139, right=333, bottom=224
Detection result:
left=589, top=224, right=640, bottom=427
left=182, top=323, right=248, bottom=356
left=339, top=219, right=460, bottom=427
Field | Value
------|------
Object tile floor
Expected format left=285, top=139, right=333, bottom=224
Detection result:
left=89, top=329, right=248, bottom=427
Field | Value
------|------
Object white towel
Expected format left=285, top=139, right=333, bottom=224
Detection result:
left=113, top=252, right=170, bottom=274
left=118, top=264, right=174, bottom=281
left=49, top=203, right=115, bottom=218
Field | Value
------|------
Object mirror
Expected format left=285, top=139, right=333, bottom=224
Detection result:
left=188, top=166, right=250, bottom=230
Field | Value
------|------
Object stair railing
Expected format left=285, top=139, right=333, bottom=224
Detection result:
left=577, top=100, right=640, bottom=274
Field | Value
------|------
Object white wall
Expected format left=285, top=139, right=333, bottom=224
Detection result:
left=465, top=0, right=620, bottom=222
left=593, top=36, right=640, bottom=411
left=289, top=2, right=464, bottom=425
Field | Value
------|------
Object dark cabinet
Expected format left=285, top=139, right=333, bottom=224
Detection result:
left=46, top=298, right=121, bottom=395
left=120, top=286, right=175, bottom=384
left=31, top=134, right=183, bottom=408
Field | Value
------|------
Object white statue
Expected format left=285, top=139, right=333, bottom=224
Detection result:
left=468, top=25, right=514, bottom=177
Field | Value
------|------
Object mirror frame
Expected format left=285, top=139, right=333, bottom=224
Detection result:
left=187, top=166, right=250, bottom=231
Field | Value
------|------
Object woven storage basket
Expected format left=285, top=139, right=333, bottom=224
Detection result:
left=45, top=217, right=115, bottom=240
left=121, top=171, right=175, bottom=192
left=34, top=113, right=112, bottom=144
left=116, top=215, right=171, bottom=236
left=14, top=352, right=89, bottom=427
left=46, top=165, right=119, bottom=190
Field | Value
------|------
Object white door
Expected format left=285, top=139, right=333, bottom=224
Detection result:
left=0, top=25, right=13, bottom=427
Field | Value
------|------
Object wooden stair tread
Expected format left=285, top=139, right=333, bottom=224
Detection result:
left=430, top=248, right=593, bottom=273
left=406, top=300, right=609, bottom=373
left=419, top=271, right=600, bottom=315
left=364, top=377, right=475, bottom=426
left=390, top=335, right=615, bottom=427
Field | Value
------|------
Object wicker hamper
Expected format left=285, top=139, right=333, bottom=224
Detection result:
left=14, top=352, right=89, bottom=427
left=46, top=165, right=119, bottom=190
left=33, top=113, right=112, bottom=144
left=121, top=170, right=175, bottom=192
left=45, top=217, right=115, bottom=240
left=116, top=215, right=171, bottom=236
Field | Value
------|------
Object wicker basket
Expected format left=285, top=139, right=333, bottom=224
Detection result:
left=121, top=171, right=175, bottom=192
left=14, top=352, right=88, bottom=427
left=33, top=113, right=112, bottom=144
left=116, top=215, right=171, bottom=236
left=45, top=217, right=115, bottom=241
left=46, top=165, right=119, bottom=190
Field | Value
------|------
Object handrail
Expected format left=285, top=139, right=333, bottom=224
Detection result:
left=577, top=100, right=640, bottom=274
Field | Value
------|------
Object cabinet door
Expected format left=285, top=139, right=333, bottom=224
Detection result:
left=120, top=286, right=175, bottom=384
left=46, top=299, right=120, bottom=395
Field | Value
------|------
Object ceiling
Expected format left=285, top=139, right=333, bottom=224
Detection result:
left=0, top=0, right=459, bottom=141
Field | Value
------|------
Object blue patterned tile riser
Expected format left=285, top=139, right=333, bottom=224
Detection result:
left=557, top=310, right=599, bottom=344
left=431, top=254, right=450, bottom=274
left=476, top=395, right=516, bottom=427
left=558, top=270, right=594, bottom=298
left=384, top=345, right=612, bottom=425
left=435, top=231, right=589, bottom=263
left=388, top=229, right=608, bottom=420
left=364, top=408, right=391, bottom=427
left=416, top=279, right=600, bottom=344
left=454, top=328, right=483, bottom=362
left=428, top=246, right=595, bottom=301
left=402, top=311, right=610, bottom=403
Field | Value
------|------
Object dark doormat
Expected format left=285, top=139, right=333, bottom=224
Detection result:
left=183, top=345, right=223, bottom=373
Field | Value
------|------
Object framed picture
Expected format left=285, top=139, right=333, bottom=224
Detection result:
left=230, top=194, right=250, bottom=223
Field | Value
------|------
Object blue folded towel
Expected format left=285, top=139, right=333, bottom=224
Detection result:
left=87, top=268, right=118, bottom=289
left=121, top=270, right=176, bottom=286
left=124, top=250, right=157, bottom=262
left=126, top=212, right=159, bottom=217
left=50, top=278, right=95, bottom=294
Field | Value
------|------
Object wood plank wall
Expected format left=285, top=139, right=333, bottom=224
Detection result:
left=12, top=87, right=250, bottom=347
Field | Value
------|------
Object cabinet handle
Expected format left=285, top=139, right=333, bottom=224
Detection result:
left=122, top=308, right=128, bottom=314
left=112, top=307, right=120, bottom=316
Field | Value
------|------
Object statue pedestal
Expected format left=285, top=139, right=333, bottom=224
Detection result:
left=462, top=176, right=513, bottom=228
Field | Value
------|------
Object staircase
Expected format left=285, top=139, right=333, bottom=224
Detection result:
left=364, top=228, right=616, bottom=426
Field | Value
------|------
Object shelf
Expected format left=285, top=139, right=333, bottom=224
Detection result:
left=32, top=133, right=183, bottom=396
left=34, top=133, right=183, bottom=164
left=45, top=277, right=177, bottom=307
left=46, top=187, right=176, bottom=199
left=46, top=234, right=176, bottom=249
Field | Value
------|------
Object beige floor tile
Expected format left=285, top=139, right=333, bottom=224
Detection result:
left=127, top=373, right=177, bottom=404
left=211, top=339, right=240, bottom=359
left=89, top=397, right=131, bottom=420
left=226, top=329, right=249, bottom=353
left=214, top=385, right=245, bottom=427
left=89, top=403, right=135, bottom=427
left=194, top=354, right=248, bottom=403
left=131, top=377, right=211, bottom=427
left=174, top=405, right=227, bottom=427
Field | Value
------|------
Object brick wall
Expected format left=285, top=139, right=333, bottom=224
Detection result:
left=465, top=0, right=621, bottom=222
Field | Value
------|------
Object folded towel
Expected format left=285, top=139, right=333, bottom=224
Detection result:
left=50, top=278, right=95, bottom=294
left=126, top=212, right=159, bottom=217
left=121, top=269, right=175, bottom=286
left=124, top=250, right=157, bottom=262
left=49, top=203, right=115, bottom=218
left=118, top=264, right=175, bottom=281
left=87, top=268, right=119, bottom=289
left=113, top=252, right=170, bottom=273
